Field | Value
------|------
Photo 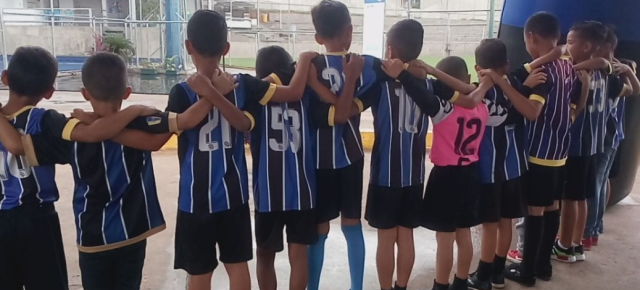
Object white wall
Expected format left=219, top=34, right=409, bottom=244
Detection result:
left=0, top=0, right=25, bottom=8
left=58, top=0, right=74, bottom=8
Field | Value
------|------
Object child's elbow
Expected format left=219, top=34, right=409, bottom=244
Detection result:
left=6, top=144, right=25, bottom=156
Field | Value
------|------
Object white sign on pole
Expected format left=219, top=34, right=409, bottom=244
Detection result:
left=362, top=0, right=386, bottom=58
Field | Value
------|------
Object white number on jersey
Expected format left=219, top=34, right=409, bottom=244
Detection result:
left=395, top=88, right=421, bottom=133
left=322, top=68, right=345, bottom=93
left=198, top=108, right=232, bottom=151
left=588, top=78, right=607, bottom=113
left=269, top=106, right=301, bottom=152
left=0, top=151, right=31, bottom=180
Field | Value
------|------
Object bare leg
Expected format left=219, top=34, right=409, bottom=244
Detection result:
left=496, top=218, right=513, bottom=257
left=559, top=200, right=576, bottom=247
left=288, top=243, right=309, bottom=290
left=187, top=272, right=213, bottom=290
left=376, top=228, right=397, bottom=289
left=435, top=232, right=456, bottom=285
left=455, top=228, right=473, bottom=280
left=224, top=262, right=251, bottom=290
left=573, top=200, right=588, bottom=245
left=396, top=226, right=415, bottom=288
left=256, top=247, right=277, bottom=290
left=480, top=222, right=498, bottom=262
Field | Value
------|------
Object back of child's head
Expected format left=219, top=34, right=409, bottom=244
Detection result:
left=81, top=52, right=127, bottom=102
left=255, top=46, right=293, bottom=79
left=570, top=21, right=608, bottom=47
left=387, top=19, right=424, bottom=63
left=525, top=12, right=561, bottom=40
left=5, top=46, right=57, bottom=99
left=604, top=25, right=618, bottom=49
left=187, top=10, right=228, bottom=57
left=475, top=39, right=508, bottom=70
left=311, top=0, right=351, bottom=40
left=437, top=56, right=469, bottom=83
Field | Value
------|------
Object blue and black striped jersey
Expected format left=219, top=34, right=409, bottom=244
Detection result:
left=0, top=107, right=67, bottom=210
left=24, top=112, right=176, bottom=252
left=166, top=75, right=274, bottom=214
left=310, top=53, right=387, bottom=169
left=478, top=76, right=528, bottom=184
left=247, top=69, right=316, bottom=212
left=569, top=70, right=626, bottom=156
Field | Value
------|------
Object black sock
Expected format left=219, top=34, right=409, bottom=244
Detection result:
left=537, top=210, right=560, bottom=271
left=521, top=215, right=544, bottom=276
left=432, top=280, right=449, bottom=290
left=477, top=260, right=493, bottom=281
left=492, top=254, right=507, bottom=276
left=394, top=282, right=407, bottom=290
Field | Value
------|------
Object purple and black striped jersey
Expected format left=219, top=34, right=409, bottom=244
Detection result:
left=167, top=75, right=275, bottom=214
left=478, top=75, right=528, bottom=184
left=515, top=58, right=580, bottom=167
left=310, top=53, right=387, bottom=169
left=569, top=70, right=627, bottom=156
left=247, top=69, right=316, bottom=212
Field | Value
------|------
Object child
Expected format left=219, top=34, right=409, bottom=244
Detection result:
left=467, top=39, right=547, bottom=290
left=169, top=10, right=315, bottom=290
left=557, top=21, right=636, bottom=263
left=247, top=45, right=324, bottom=290
left=502, top=12, right=584, bottom=287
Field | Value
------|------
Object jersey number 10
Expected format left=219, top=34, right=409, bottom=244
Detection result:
left=0, top=152, right=31, bottom=181
left=395, top=88, right=421, bottom=133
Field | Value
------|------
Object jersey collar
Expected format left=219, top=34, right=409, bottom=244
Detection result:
left=4, top=105, right=35, bottom=120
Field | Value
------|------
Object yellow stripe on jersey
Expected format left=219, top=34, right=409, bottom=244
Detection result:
left=619, top=84, right=632, bottom=97
left=269, top=73, right=283, bottom=85
left=449, top=91, right=460, bottom=103
left=403, top=63, right=410, bottom=70
left=259, top=84, right=277, bottom=105
left=168, top=112, right=180, bottom=134
left=528, top=156, right=567, bottom=167
left=325, top=51, right=349, bottom=56
left=78, top=224, right=166, bottom=253
left=354, top=99, right=364, bottom=113
left=62, top=118, right=81, bottom=141
left=5, top=105, right=35, bottom=120
left=244, top=111, right=255, bottom=131
left=529, top=94, right=546, bottom=105
left=22, top=135, right=39, bottom=166
left=524, top=63, right=532, bottom=74
left=328, top=105, right=336, bottom=127
left=570, top=103, right=577, bottom=109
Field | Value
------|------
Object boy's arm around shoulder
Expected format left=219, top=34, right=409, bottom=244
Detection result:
left=0, top=105, right=25, bottom=155
left=66, top=105, right=160, bottom=143
left=22, top=110, right=76, bottom=166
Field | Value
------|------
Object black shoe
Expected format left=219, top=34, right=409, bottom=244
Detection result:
left=450, top=276, right=469, bottom=290
left=467, top=272, right=491, bottom=290
left=490, top=274, right=504, bottom=289
left=536, top=264, right=553, bottom=281
left=432, top=280, right=449, bottom=290
left=504, top=264, right=535, bottom=287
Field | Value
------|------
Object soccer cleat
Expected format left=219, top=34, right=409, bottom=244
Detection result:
left=574, top=245, right=586, bottom=261
left=506, top=250, right=523, bottom=263
left=491, top=274, right=505, bottom=289
left=467, top=272, right=491, bottom=290
left=592, top=236, right=599, bottom=246
left=504, top=264, right=535, bottom=287
left=551, top=240, right=576, bottom=263
left=582, top=238, right=592, bottom=251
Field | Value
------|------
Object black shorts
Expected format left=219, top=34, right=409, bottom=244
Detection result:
left=174, top=204, right=253, bottom=275
left=255, top=209, right=318, bottom=252
left=79, top=240, right=146, bottom=290
left=0, top=203, right=68, bottom=290
left=564, top=156, right=595, bottom=200
left=315, top=158, right=364, bottom=223
left=365, top=183, right=424, bottom=229
left=524, top=163, right=565, bottom=207
left=422, top=163, right=481, bottom=232
left=479, top=177, right=527, bottom=223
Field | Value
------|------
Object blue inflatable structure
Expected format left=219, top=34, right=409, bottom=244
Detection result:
left=498, top=0, right=640, bottom=204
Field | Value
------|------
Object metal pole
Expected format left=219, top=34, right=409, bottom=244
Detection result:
left=50, top=0, right=56, bottom=58
left=230, top=0, right=233, bottom=20
left=279, top=8, right=282, bottom=30
left=488, top=0, right=496, bottom=38
left=0, top=8, right=8, bottom=70
left=256, top=0, right=260, bottom=28
left=287, top=0, right=290, bottom=27
left=160, top=0, right=165, bottom=61
left=135, top=22, right=140, bottom=67
left=208, top=0, right=213, bottom=9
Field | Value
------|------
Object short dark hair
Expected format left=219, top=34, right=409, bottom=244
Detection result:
left=187, top=10, right=227, bottom=57
left=475, top=39, right=508, bottom=69
left=570, top=21, right=608, bottom=46
left=311, top=0, right=351, bottom=39
left=81, top=52, right=127, bottom=102
left=255, top=46, right=293, bottom=79
left=6, top=46, right=57, bottom=98
left=387, top=19, right=424, bottom=63
left=524, top=12, right=561, bottom=40
left=604, top=25, right=618, bottom=49
left=436, top=56, right=469, bottom=81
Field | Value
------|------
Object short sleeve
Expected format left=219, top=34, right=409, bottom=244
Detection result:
left=511, top=64, right=532, bottom=83
left=166, top=84, right=191, bottom=114
left=240, top=74, right=276, bottom=105
left=607, top=74, right=629, bottom=99
left=23, top=110, right=73, bottom=166
left=529, top=74, right=553, bottom=105
left=241, top=99, right=262, bottom=131
left=570, top=78, right=583, bottom=107
left=368, top=57, right=389, bottom=83
left=126, top=112, right=179, bottom=134
left=268, top=63, right=296, bottom=86
left=432, top=80, right=459, bottom=102
left=397, top=71, right=444, bottom=118
left=356, top=84, right=382, bottom=112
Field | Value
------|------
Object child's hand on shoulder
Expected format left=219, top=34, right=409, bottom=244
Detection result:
left=381, top=59, right=405, bottom=79
left=211, top=70, right=238, bottom=95
left=478, top=69, right=500, bottom=83
left=344, top=53, right=364, bottom=82
left=71, top=109, right=99, bottom=124
left=187, top=72, right=216, bottom=96
left=298, top=51, right=319, bottom=64
left=577, top=70, right=591, bottom=85
left=524, top=68, right=547, bottom=88
left=407, top=60, right=435, bottom=75
left=478, top=73, right=494, bottom=87
left=613, top=63, right=633, bottom=76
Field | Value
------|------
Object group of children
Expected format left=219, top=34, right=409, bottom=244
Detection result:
left=0, top=1, right=638, bottom=290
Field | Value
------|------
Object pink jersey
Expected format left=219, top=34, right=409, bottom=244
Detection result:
left=430, top=99, right=509, bottom=166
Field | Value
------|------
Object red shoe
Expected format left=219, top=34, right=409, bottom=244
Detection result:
left=582, top=238, right=592, bottom=251
left=591, top=237, right=599, bottom=246
left=507, top=250, right=523, bottom=263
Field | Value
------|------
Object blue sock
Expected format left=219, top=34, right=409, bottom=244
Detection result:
left=342, top=223, right=365, bottom=290
left=307, top=234, right=327, bottom=290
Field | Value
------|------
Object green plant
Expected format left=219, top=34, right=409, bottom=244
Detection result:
left=165, top=55, right=179, bottom=71
left=102, top=35, right=135, bottom=63
left=140, top=0, right=160, bottom=21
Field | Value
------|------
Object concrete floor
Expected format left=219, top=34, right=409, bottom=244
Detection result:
left=2, top=91, right=640, bottom=289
